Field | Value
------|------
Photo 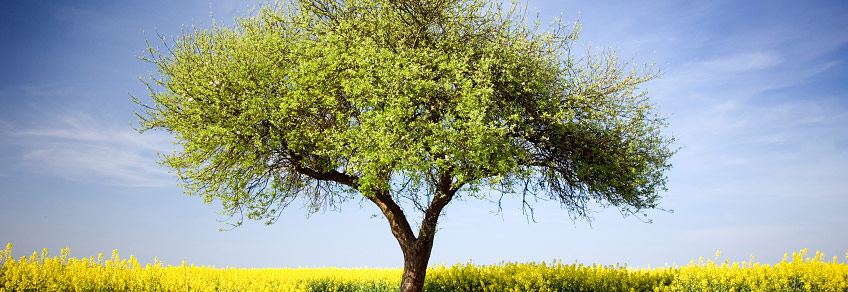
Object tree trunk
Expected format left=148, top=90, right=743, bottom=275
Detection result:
left=399, top=236, right=435, bottom=292
left=365, top=184, right=453, bottom=292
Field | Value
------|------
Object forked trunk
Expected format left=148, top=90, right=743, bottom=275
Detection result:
left=366, top=187, right=453, bottom=292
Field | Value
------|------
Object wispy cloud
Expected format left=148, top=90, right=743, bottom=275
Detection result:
left=623, top=1, right=848, bottom=213
left=1, top=112, right=177, bottom=187
left=701, top=52, right=782, bottom=73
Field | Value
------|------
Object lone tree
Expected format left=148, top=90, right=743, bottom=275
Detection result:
left=135, top=0, right=675, bottom=291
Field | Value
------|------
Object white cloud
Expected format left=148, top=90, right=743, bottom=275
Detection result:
left=2, top=112, right=177, bottom=187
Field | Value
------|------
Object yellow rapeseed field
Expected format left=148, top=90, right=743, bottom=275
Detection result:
left=1, top=243, right=846, bottom=292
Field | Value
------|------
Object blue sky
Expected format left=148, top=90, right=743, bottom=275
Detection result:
left=1, top=0, right=847, bottom=269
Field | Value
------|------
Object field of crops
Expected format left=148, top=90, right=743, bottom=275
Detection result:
left=2, top=243, right=847, bottom=292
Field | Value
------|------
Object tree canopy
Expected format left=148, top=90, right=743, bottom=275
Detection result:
left=135, top=0, right=675, bottom=290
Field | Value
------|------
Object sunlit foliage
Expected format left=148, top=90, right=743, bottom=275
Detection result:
left=135, top=1, right=676, bottom=290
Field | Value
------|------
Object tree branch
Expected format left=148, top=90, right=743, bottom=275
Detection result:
left=367, top=189, right=417, bottom=250
left=287, top=151, right=358, bottom=189
left=418, top=171, right=458, bottom=240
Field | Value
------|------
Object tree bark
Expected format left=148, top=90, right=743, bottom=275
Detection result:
left=399, top=174, right=456, bottom=292
left=399, top=236, right=435, bottom=292
left=366, top=173, right=457, bottom=292
left=368, top=190, right=449, bottom=292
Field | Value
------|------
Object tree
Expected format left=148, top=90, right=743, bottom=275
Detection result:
left=135, top=0, right=675, bottom=291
